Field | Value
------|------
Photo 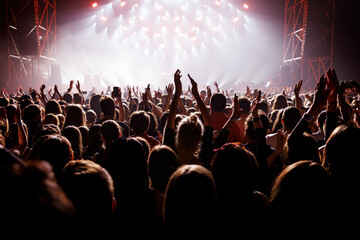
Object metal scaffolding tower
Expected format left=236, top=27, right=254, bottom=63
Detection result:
left=283, top=0, right=308, bottom=87
left=6, top=0, right=56, bottom=91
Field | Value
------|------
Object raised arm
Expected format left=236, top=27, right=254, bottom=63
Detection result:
left=188, top=74, right=212, bottom=127
left=165, top=70, right=182, bottom=130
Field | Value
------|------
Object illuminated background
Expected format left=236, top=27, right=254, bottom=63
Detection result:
left=56, top=0, right=284, bottom=91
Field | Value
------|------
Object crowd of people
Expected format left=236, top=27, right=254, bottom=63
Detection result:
left=1, top=67, right=360, bottom=236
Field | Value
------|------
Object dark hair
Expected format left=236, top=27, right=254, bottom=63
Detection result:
left=100, top=96, right=115, bottom=117
left=163, top=164, right=217, bottom=226
left=238, top=97, right=251, bottom=114
left=282, top=106, right=301, bottom=130
left=210, top=93, right=227, bottom=112
left=45, top=99, right=62, bottom=115
left=101, top=120, right=121, bottom=143
left=63, top=93, right=73, bottom=104
left=285, top=132, right=320, bottom=165
left=62, top=125, right=83, bottom=160
left=129, top=111, right=150, bottom=135
left=272, top=94, right=288, bottom=111
left=148, top=145, right=180, bottom=193
left=60, top=160, right=114, bottom=218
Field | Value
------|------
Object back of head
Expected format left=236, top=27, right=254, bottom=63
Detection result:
left=272, top=94, right=288, bottom=111
left=148, top=145, right=180, bottom=193
left=101, top=119, right=121, bottom=143
left=238, top=97, right=251, bottom=115
left=210, top=93, right=227, bottom=112
left=211, top=143, right=258, bottom=201
left=0, top=159, right=76, bottom=232
left=245, top=112, right=270, bottom=141
left=163, top=164, right=217, bottom=226
left=285, top=132, right=320, bottom=166
left=63, top=93, right=73, bottom=104
left=62, top=125, right=83, bottom=160
left=176, top=114, right=204, bottom=155
left=105, top=137, right=149, bottom=193
left=100, top=96, right=115, bottom=117
left=323, top=123, right=360, bottom=185
left=282, top=106, right=301, bottom=131
left=30, top=134, right=74, bottom=178
left=90, top=94, right=102, bottom=119
left=269, top=160, right=331, bottom=223
left=23, top=104, right=41, bottom=123
left=45, top=99, right=62, bottom=115
left=60, top=160, right=114, bottom=218
left=129, top=110, right=150, bottom=135
left=64, top=104, right=85, bottom=128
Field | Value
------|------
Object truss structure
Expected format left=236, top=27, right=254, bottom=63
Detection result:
left=6, top=0, right=56, bottom=91
left=283, top=0, right=308, bottom=87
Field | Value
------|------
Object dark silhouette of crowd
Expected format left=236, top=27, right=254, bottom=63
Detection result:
left=1, top=68, right=360, bottom=237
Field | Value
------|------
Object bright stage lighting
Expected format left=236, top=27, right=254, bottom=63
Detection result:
left=57, top=0, right=283, bottom=91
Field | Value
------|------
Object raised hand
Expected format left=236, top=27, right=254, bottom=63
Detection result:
left=174, top=69, right=182, bottom=96
left=294, top=79, right=303, bottom=96
left=188, top=74, right=199, bottom=98
left=166, top=83, right=174, bottom=96
left=231, top=93, right=242, bottom=120
left=326, top=68, right=339, bottom=103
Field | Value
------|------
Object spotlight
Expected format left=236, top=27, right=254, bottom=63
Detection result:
left=215, top=1, right=221, bottom=6
left=233, top=17, right=240, bottom=23
left=100, top=16, right=107, bottom=22
left=120, top=1, right=127, bottom=7
left=243, top=3, right=249, bottom=9
left=91, top=2, right=98, bottom=8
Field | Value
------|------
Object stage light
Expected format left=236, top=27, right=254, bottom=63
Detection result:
left=91, top=2, right=98, bottom=8
left=233, top=17, right=240, bottom=23
left=100, top=16, right=107, bottom=22
left=120, top=1, right=127, bottom=7
left=215, top=1, right=221, bottom=6
left=243, top=3, right=249, bottom=9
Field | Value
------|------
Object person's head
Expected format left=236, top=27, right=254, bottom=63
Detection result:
left=322, top=123, right=360, bottom=186
left=0, top=154, right=76, bottom=231
left=101, top=119, right=121, bottom=145
left=105, top=137, right=149, bottom=194
left=88, top=124, right=103, bottom=147
left=284, top=132, right=320, bottom=166
left=32, top=124, right=61, bottom=147
left=78, top=126, right=89, bottom=149
left=57, top=114, right=65, bottom=129
left=22, top=104, right=42, bottom=123
left=176, top=114, right=204, bottom=162
left=210, top=93, right=227, bottom=113
left=63, top=104, right=86, bottom=128
left=282, top=106, right=301, bottom=132
left=63, top=92, right=73, bottom=104
left=268, top=160, right=331, bottom=224
left=272, top=94, right=288, bottom=111
left=148, top=145, right=180, bottom=193
left=163, top=164, right=217, bottom=226
left=89, top=94, right=102, bottom=120
left=42, top=113, right=59, bottom=127
left=211, top=143, right=258, bottom=202
left=73, top=92, right=84, bottom=105
left=85, top=109, right=97, bottom=128
left=62, top=125, right=83, bottom=160
left=146, top=111, right=158, bottom=137
left=60, top=160, right=116, bottom=218
left=238, top=97, right=251, bottom=115
left=45, top=99, right=62, bottom=115
left=129, top=110, right=150, bottom=135
left=29, top=134, right=74, bottom=178
left=100, top=96, right=115, bottom=118
left=133, top=136, right=150, bottom=161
